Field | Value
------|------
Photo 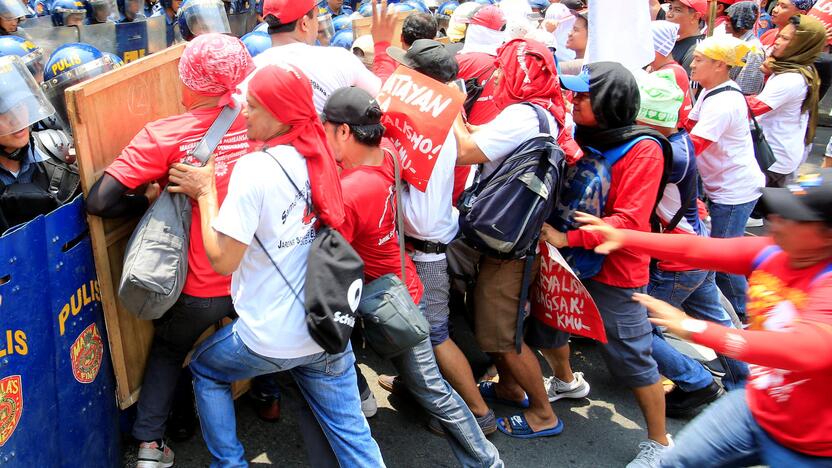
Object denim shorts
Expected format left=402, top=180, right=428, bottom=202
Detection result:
left=585, top=279, right=659, bottom=388
left=525, top=317, right=571, bottom=349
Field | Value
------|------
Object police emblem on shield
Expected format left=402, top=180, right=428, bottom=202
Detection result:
left=70, top=323, right=104, bottom=384
left=0, top=375, right=23, bottom=447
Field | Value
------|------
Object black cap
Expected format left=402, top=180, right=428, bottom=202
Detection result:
left=760, top=170, right=832, bottom=225
left=387, top=39, right=459, bottom=83
left=322, top=87, right=382, bottom=126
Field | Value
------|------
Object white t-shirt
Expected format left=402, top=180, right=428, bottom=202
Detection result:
left=213, top=146, right=324, bottom=359
left=239, top=42, right=382, bottom=113
left=756, top=72, right=809, bottom=175
left=401, top=131, right=459, bottom=262
left=690, top=80, right=764, bottom=205
left=472, top=103, right=558, bottom=179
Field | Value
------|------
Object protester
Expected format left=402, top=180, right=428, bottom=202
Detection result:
left=686, top=34, right=765, bottom=321
left=322, top=86, right=503, bottom=468
left=370, top=1, right=440, bottom=83
left=634, top=70, right=748, bottom=417
left=747, top=14, right=826, bottom=225
left=542, top=62, right=672, bottom=467
left=85, top=34, right=254, bottom=468
left=648, top=20, right=693, bottom=128
left=574, top=169, right=832, bottom=466
left=666, top=0, right=707, bottom=74
left=723, top=1, right=766, bottom=96
left=760, top=0, right=817, bottom=49
left=241, top=0, right=381, bottom=113
left=401, top=12, right=437, bottom=48
left=166, top=63, right=384, bottom=467
left=455, top=4, right=505, bottom=126
left=557, top=12, right=587, bottom=75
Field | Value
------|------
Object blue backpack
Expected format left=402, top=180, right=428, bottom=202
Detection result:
left=458, top=103, right=564, bottom=259
left=550, top=135, right=659, bottom=279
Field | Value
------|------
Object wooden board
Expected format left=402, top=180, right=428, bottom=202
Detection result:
left=66, top=44, right=186, bottom=409
left=352, top=10, right=415, bottom=49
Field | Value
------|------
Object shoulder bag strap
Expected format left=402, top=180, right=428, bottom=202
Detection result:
left=384, top=147, right=407, bottom=282
left=188, top=104, right=243, bottom=164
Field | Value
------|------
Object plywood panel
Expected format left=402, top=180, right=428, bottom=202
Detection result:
left=352, top=10, right=414, bottom=49
left=65, top=44, right=186, bottom=409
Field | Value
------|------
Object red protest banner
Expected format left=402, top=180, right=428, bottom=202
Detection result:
left=376, top=66, right=465, bottom=192
left=531, top=241, right=607, bottom=343
left=809, top=0, right=832, bottom=45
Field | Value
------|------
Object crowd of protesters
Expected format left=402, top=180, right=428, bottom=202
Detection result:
left=2, top=0, right=832, bottom=466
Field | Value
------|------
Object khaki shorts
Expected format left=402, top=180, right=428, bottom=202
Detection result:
left=472, top=255, right=539, bottom=353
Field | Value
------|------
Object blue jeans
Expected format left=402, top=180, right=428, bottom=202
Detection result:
left=189, top=321, right=385, bottom=468
left=709, top=201, right=757, bottom=320
left=660, top=389, right=832, bottom=467
left=648, top=269, right=748, bottom=391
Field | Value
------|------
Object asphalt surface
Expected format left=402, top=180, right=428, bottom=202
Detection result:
left=121, top=127, right=832, bottom=468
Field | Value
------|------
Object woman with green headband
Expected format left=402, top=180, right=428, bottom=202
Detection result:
left=746, top=14, right=827, bottom=225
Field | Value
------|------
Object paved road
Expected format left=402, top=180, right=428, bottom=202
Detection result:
left=123, top=128, right=832, bottom=467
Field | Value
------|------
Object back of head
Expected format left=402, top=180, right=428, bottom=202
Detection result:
left=179, top=33, right=253, bottom=106
left=388, top=38, right=458, bottom=82
left=322, top=86, right=384, bottom=147
left=261, top=0, right=316, bottom=37
left=587, top=62, right=640, bottom=129
left=726, top=1, right=758, bottom=33
left=636, top=69, right=684, bottom=131
left=401, top=12, right=437, bottom=47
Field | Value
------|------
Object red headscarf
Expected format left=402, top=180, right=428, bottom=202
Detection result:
left=247, top=64, right=345, bottom=228
left=493, top=38, right=582, bottom=164
left=178, top=33, right=254, bottom=107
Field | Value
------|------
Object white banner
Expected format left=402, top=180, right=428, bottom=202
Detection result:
left=584, top=0, right=654, bottom=72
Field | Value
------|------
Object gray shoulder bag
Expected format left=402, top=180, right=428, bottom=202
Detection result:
left=357, top=149, right=430, bottom=359
left=118, top=104, right=241, bottom=320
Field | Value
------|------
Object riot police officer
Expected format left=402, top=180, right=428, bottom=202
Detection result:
left=0, top=35, right=44, bottom=81
left=117, top=0, right=145, bottom=22
left=0, top=56, right=79, bottom=233
left=41, top=42, right=118, bottom=131
left=177, top=0, right=230, bottom=41
left=51, top=0, right=87, bottom=26
left=85, top=0, right=117, bottom=24
left=0, top=0, right=27, bottom=34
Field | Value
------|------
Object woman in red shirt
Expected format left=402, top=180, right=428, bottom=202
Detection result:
left=574, top=171, right=832, bottom=466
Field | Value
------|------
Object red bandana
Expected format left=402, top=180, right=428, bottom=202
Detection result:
left=247, top=64, right=345, bottom=228
left=493, top=38, right=582, bottom=164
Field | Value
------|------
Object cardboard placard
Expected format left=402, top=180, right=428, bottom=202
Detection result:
left=351, top=10, right=415, bottom=49
left=376, top=65, right=464, bottom=191
left=531, top=241, right=607, bottom=343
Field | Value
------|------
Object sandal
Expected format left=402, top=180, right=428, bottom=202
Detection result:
left=478, top=381, right=529, bottom=409
left=496, top=414, right=564, bottom=439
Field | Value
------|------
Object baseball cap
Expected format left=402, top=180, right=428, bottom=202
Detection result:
left=760, top=171, right=832, bottom=224
left=469, top=5, right=506, bottom=31
left=678, top=0, right=708, bottom=16
left=322, top=87, right=382, bottom=127
left=262, top=0, right=316, bottom=24
left=387, top=39, right=459, bottom=82
left=560, top=68, right=590, bottom=93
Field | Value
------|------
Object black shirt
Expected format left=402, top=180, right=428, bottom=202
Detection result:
left=671, top=35, right=704, bottom=76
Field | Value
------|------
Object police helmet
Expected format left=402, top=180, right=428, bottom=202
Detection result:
left=0, top=0, right=27, bottom=23
left=32, top=0, right=48, bottom=16
left=331, top=13, right=350, bottom=32
left=51, top=0, right=86, bottom=25
left=177, top=0, right=230, bottom=41
left=330, top=28, right=352, bottom=49
left=103, top=51, right=123, bottom=66
left=402, top=0, right=427, bottom=13
left=116, top=0, right=145, bottom=22
left=85, top=0, right=116, bottom=23
left=0, top=56, right=54, bottom=137
left=390, top=3, right=415, bottom=13
left=240, top=30, right=269, bottom=57
left=0, top=35, right=44, bottom=81
left=41, top=43, right=116, bottom=131
left=357, top=2, right=371, bottom=16
left=436, top=0, right=457, bottom=16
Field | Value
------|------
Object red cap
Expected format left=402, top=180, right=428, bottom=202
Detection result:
left=262, top=0, right=316, bottom=24
left=678, top=0, right=708, bottom=16
left=469, top=5, right=506, bottom=31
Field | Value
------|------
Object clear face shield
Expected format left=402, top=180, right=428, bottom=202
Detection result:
left=40, top=55, right=115, bottom=131
left=21, top=46, right=45, bottom=82
left=181, top=0, right=231, bottom=37
left=56, top=5, right=87, bottom=26
left=89, top=0, right=117, bottom=23
left=0, top=56, right=55, bottom=136
left=317, top=13, right=334, bottom=46
left=0, top=0, right=27, bottom=21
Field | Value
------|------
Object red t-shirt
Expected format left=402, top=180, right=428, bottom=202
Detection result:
left=566, top=140, right=665, bottom=288
left=657, top=61, right=693, bottom=127
left=106, top=107, right=250, bottom=298
left=339, top=148, right=423, bottom=304
left=621, top=233, right=832, bottom=457
left=457, top=52, right=501, bottom=126
left=760, top=27, right=778, bottom=47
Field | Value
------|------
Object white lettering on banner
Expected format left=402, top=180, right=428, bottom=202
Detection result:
left=333, top=311, right=356, bottom=327
left=380, top=74, right=455, bottom=118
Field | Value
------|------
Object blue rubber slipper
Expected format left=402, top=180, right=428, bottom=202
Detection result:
left=496, top=414, right=564, bottom=439
left=478, top=381, right=530, bottom=409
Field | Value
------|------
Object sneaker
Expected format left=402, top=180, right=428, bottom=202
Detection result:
left=136, top=441, right=174, bottom=468
left=746, top=217, right=764, bottom=228
left=361, top=390, right=378, bottom=418
left=427, top=409, right=497, bottom=436
left=665, top=381, right=723, bottom=417
left=626, top=436, right=674, bottom=468
left=545, top=372, right=590, bottom=402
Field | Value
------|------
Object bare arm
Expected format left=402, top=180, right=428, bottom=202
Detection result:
left=453, top=113, right=489, bottom=165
